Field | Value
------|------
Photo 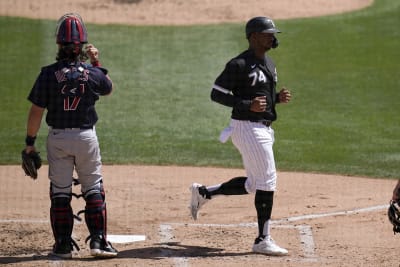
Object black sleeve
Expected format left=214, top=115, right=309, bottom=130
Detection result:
left=210, top=89, right=252, bottom=111
left=88, top=67, right=113, bottom=96
left=27, top=68, right=48, bottom=108
left=211, top=60, right=252, bottom=111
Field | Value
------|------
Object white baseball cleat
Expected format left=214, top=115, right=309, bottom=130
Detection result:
left=189, top=183, right=209, bottom=220
left=252, top=237, right=288, bottom=256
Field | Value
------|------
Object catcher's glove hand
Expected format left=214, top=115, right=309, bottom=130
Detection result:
left=388, top=201, right=400, bottom=234
left=21, top=149, right=42, bottom=179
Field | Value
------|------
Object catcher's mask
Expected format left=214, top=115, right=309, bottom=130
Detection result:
left=245, top=16, right=281, bottom=48
left=55, top=13, right=88, bottom=45
left=388, top=201, right=400, bottom=234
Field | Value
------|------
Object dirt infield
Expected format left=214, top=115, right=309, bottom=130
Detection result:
left=1, top=0, right=373, bottom=25
left=3, top=0, right=399, bottom=266
left=0, top=165, right=398, bottom=266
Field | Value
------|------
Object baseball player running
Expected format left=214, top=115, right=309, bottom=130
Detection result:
left=190, top=16, right=291, bottom=256
left=24, top=13, right=117, bottom=259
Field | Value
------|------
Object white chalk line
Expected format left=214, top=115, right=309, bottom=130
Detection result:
left=0, top=219, right=49, bottom=223
left=272, top=204, right=389, bottom=224
left=159, top=204, right=388, bottom=266
left=166, top=204, right=389, bottom=229
left=159, top=224, right=189, bottom=267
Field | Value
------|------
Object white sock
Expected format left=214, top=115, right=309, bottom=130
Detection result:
left=262, top=220, right=271, bottom=240
left=206, top=184, right=221, bottom=192
left=205, top=184, right=222, bottom=198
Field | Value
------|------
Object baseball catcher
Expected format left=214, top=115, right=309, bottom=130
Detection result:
left=23, top=13, right=117, bottom=259
left=389, top=180, right=400, bottom=234
left=388, top=201, right=400, bottom=234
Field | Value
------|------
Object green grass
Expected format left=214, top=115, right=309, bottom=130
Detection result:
left=0, top=0, right=399, bottom=178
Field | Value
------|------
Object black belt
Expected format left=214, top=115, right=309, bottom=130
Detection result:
left=261, top=121, right=272, bottom=127
left=51, top=126, right=93, bottom=130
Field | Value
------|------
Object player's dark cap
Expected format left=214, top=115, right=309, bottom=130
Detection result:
left=245, top=16, right=281, bottom=38
left=56, top=13, right=88, bottom=44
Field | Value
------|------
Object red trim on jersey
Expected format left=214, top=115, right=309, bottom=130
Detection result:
left=91, top=61, right=101, bottom=67
left=70, top=97, right=81, bottom=110
left=64, top=97, right=69, bottom=110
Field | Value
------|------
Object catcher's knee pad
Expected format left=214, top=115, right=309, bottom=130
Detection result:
left=83, top=183, right=107, bottom=237
left=50, top=197, right=74, bottom=241
left=82, top=180, right=105, bottom=200
left=255, top=190, right=274, bottom=220
left=50, top=182, right=72, bottom=199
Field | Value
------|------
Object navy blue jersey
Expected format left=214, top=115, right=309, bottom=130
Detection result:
left=211, top=49, right=280, bottom=122
left=28, top=60, right=112, bottom=129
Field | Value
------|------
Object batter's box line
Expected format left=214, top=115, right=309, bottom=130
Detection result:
left=159, top=222, right=318, bottom=263
left=159, top=204, right=389, bottom=264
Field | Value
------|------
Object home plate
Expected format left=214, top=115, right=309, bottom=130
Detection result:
left=107, top=234, right=146, bottom=244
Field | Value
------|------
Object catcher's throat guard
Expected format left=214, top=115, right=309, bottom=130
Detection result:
left=388, top=201, right=400, bottom=234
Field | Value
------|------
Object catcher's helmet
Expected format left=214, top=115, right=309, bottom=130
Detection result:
left=245, top=16, right=281, bottom=39
left=55, top=13, right=88, bottom=44
left=388, top=201, right=400, bottom=234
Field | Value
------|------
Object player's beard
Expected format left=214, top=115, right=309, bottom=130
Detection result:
left=265, top=37, right=275, bottom=51
left=257, top=38, right=273, bottom=52
left=262, top=42, right=272, bottom=52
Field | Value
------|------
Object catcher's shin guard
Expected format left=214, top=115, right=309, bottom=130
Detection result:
left=84, top=190, right=107, bottom=238
left=50, top=196, right=74, bottom=242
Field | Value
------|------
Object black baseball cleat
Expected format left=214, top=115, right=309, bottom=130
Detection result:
left=88, top=235, right=118, bottom=258
left=50, top=238, right=79, bottom=259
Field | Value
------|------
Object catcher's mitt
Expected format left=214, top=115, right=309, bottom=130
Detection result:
left=21, top=150, right=42, bottom=179
left=388, top=201, right=400, bottom=234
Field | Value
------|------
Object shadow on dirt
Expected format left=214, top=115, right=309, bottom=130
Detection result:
left=0, top=242, right=253, bottom=264
left=118, top=242, right=254, bottom=259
